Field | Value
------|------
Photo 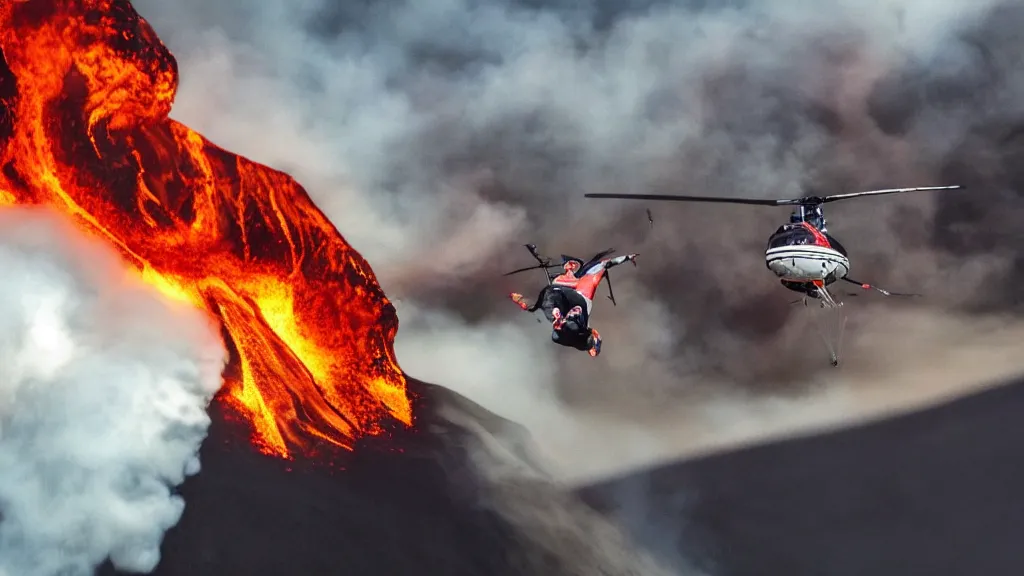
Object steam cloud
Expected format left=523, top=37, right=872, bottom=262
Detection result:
left=133, top=0, right=1024, bottom=484
left=0, top=207, right=226, bottom=576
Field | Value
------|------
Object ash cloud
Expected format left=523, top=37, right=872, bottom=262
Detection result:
left=131, top=0, right=1024, bottom=484
left=0, top=207, right=226, bottom=576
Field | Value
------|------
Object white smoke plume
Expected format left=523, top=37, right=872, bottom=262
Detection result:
left=0, top=207, right=226, bottom=576
left=131, top=0, right=1024, bottom=487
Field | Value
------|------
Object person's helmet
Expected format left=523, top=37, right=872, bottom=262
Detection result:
left=563, top=260, right=580, bottom=273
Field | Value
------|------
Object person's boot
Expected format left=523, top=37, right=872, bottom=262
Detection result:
left=588, top=328, right=602, bottom=357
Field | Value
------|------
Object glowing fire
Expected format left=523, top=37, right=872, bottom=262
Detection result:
left=0, top=0, right=412, bottom=458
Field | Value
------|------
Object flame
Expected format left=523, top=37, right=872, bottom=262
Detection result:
left=0, top=0, right=412, bottom=458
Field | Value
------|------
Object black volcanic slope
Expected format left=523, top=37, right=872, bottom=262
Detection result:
left=97, top=379, right=559, bottom=576
left=95, top=369, right=1024, bottom=576
left=579, top=376, right=1024, bottom=576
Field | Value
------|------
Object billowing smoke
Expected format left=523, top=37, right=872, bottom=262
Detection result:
left=131, top=0, right=1024, bottom=483
left=0, top=207, right=226, bottom=576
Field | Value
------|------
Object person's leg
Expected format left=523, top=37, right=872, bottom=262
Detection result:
left=543, top=287, right=576, bottom=329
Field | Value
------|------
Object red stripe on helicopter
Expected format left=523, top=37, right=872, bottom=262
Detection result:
left=800, top=222, right=832, bottom=248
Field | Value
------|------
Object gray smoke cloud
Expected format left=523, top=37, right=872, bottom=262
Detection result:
left=0, top=207, right=226, bottom=576
left=130, top=0, right=1024, bottom=486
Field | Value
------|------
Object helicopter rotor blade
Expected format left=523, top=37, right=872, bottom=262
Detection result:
left=585, top=185, right=964, bottom=207
left=524, top=243, right=546, bottom=262
left=584, top=192, right=787, bottom=206
left=502, top=263, right=560, bottom=277
left=816, top=185, right=964, bottom=204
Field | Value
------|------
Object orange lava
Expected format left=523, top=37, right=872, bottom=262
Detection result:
left=0, top=0, right=412, bottom=458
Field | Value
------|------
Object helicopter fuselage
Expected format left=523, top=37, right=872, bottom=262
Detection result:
left=764, top=221, right=850, bottom=294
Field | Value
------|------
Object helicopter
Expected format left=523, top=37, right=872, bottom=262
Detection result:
left=584, top=185, right=965, bottom=366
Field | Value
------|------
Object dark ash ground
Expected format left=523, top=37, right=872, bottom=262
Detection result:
left=102, top=375, right=1024, bottom=576
left=581, top=375, right=1024, bottom=576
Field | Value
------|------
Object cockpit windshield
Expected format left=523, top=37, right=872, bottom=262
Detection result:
left=767, top=225, right=815, bottom=249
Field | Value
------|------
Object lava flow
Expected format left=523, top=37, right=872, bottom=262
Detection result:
left=0, top=0, right=413, bottom=459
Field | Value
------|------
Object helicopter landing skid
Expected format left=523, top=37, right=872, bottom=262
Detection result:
left=816, top=284, right=843, bottom=310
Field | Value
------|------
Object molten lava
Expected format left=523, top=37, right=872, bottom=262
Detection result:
left=0, top=0, right=412, bottom=458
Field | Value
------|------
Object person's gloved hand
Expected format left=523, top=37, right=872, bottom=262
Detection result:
left=509, top=292, right=529, bottom=310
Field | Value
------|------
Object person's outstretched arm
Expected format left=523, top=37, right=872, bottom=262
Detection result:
left=510, top=285, right=551, bottom=312
left=601, top=253, right=638, bottom=270
left=509, top=292, right=530, bottom=310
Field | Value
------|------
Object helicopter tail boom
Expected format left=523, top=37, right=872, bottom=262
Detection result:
left=840, top=276, right=921, bottom=297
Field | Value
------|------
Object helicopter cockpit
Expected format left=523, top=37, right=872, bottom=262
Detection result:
left=769, top=213, right=848, bottom=256
left=788, top=205, right=827, bottom=231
